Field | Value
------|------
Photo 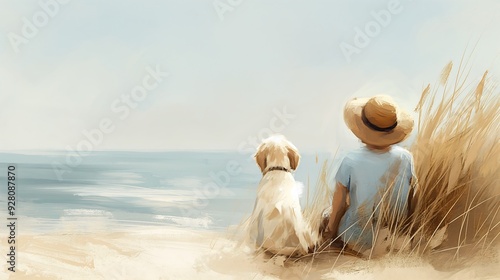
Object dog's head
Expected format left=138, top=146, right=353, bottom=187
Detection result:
left=254, top=135, right=300, bottom=174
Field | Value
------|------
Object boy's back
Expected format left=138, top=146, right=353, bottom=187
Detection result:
left=336, top=145, right=415, bottom=251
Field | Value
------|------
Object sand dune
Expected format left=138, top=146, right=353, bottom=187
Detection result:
left=2, top=226, right=499, bottom=279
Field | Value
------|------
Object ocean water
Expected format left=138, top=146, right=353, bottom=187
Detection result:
left=0, top=151, right=331, bottom=233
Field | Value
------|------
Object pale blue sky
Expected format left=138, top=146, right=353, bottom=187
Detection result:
left=0, top=0, right=499, bottom=152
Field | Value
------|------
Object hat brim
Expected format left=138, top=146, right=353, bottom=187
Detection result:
left=344, top=97, right=414, bottom=147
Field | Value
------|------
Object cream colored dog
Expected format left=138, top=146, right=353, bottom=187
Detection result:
left=248, top=135, right=315, bottom=256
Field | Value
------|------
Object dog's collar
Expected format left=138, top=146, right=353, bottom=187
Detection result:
left=263, top=166, right=291, bottom=175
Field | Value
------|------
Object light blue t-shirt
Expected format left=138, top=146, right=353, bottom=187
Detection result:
left=335, top=145, right=415, bottom=251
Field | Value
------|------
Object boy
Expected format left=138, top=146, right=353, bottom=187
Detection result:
left=324, top=95, right=417, bottom=253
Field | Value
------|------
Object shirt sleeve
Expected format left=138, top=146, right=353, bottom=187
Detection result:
left=335, top=156, right=351, bottom=191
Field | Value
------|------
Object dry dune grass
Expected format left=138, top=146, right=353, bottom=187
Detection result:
left=301, top=61, right=500, bottom=261
left=409, top=61, right=500, bottom=257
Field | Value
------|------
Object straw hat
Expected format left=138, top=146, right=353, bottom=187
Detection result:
left=344, top=95, right=414, bottom=147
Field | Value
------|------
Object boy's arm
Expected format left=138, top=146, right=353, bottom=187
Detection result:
left=408, top=155, right=418, bottom=219
left=327, top=182, right=348, bottom=238
left=408, top=176, right=418, bottom=219
left=405, top=157, right=418, bottom=233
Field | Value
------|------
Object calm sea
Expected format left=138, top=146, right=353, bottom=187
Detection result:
left=0, top=151, right=332, bottom=233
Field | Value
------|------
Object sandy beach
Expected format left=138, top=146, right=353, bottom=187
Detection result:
left=2, top=224, right=499, bottom=280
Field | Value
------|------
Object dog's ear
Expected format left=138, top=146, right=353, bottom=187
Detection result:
left=286, top=144, right=300, bottom=170
left=254, top=143, right=267, bottom=173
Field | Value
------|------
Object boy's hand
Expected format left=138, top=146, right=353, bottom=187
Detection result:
left=321, top=229, right=345, bottom=249
left=322, top=228, right=336, bottom=241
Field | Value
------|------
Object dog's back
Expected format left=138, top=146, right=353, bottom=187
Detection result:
left=247, top=135, right=316, bottom=256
